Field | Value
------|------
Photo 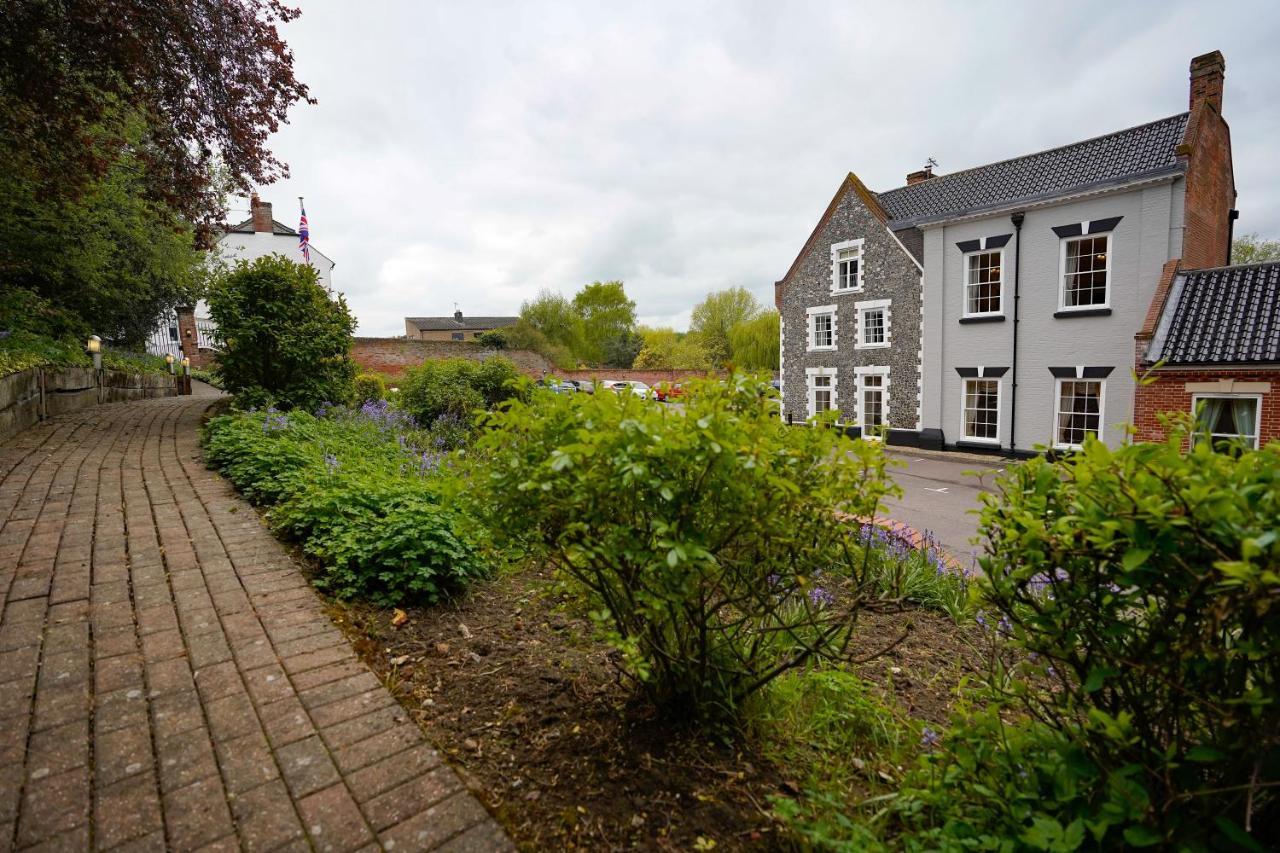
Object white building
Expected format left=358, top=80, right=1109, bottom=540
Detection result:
left=147, top=193, right=336, bottom=362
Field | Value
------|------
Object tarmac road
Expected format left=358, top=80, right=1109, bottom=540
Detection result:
left=880, top=448, right=1011, bottom=565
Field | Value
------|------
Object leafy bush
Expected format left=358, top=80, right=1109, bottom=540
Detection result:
left=910, top=426, right=1280, bottom=848
left=475, top=329, right=507, bottom=348
left=397, top=356, right=523, bottom=425
left=354, top=372, right=387, bottom=403
left=190, top=367, right=223, bottom=389
left=206, top=254, right=357, bottom=410
left=470, top=374, right=900, bottom=722
left=202, top=406, right=484, bottom=604
left=0, top=328, right=170, bottom=378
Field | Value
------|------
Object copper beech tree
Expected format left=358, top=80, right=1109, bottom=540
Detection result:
left=0, top=0, right=313, bottom=228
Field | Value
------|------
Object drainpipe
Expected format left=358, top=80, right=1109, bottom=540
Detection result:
left=1009, top=211, right=1025, bottom=454
left=1227, top=209, right=1239, bottom=265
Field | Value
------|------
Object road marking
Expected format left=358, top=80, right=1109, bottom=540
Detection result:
left=924, top=487, right=950, bottom=493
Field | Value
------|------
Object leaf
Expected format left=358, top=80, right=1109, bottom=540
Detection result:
left=1213, top=816, right=1266, bottom=852
left=391, top=608, right=408, bottom=627
left=1184, top=745, right=1226, bottom=763
left=1121, top=548, right=1150, bottom=571
left=1122, top=825, right=1162, bottom=847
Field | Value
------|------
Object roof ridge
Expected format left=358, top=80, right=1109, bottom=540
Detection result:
left=876, top=112, right=1190, bottom=198
left=1181, top=259, right=1280, bottom=274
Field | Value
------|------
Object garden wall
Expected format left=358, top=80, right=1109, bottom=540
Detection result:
left=0, top=367, right=177, bottom=445
left=558, top=368, right=729, bottom=386
left=352, top=337, right=553, bottom=378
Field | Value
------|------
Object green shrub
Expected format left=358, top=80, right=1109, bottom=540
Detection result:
left=955, top=424, right=1280, bottom=847
left=206, top=254, right=357, bottom=410
left=475, top=329, right=507, bottom=348
left=0, top=328, right=169, bottom=378
left=202, top=406, right=484, bottom=604
left=354, top=372, right=387, bottom=403
left=397, top=356, right=523, bottom=425
left=469, top=374, right=900, bottom=723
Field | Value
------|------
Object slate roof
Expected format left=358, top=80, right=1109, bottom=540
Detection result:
left=1150, top=262, right=1280, bottom=365
left=875, top=113, right=1191, bottom=227
left=226, top=218, right=299, bottom=236
left=406, top=316, right=518, bottom=332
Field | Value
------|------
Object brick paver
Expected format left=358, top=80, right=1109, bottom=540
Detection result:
left=0, top=397, right=511, bottom=852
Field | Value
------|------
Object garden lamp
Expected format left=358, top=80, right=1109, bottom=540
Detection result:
left=165, top=353, right=175, bottom=374
left=86, top=335, right=102, bottom=370
left=180, top=356, right=190, bottom=375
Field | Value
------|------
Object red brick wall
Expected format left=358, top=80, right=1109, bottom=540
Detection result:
left=558, top=368, right=730, bottom=386
left=351, top=338, right=553, bottom=378
left=1179, top=54, right=1235, bottom=269
left=1133, top=366, right=1280, bottom=445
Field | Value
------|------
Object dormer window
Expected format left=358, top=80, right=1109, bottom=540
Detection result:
left=831, top=239, right=864, bottom=294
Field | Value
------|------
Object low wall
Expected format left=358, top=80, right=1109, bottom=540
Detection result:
left=557, top=368, right=729, bottom=386
left=0, top=367, right=177, bottom=445
left=352, top=337, right=553, bottom=378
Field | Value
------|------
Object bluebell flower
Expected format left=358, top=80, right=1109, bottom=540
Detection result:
left=808, top=586, right=835, bottom=607
left=920, top=727, right=940, bottom=747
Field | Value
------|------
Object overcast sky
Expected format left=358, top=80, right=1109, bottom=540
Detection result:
left=247, top=1, right=1280, bottom=336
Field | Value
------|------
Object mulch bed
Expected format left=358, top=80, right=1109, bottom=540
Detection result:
left=327, top=568, right=985, bottom=851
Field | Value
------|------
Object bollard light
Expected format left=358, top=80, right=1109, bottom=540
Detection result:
left=165, top=353, right=175, bottom=374
left=86, top=334, right=102, bottom=370
left=180, top=356, right=190, bottom=375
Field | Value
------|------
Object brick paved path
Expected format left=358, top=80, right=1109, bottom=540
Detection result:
left=0, top=396, right=511, bottom=852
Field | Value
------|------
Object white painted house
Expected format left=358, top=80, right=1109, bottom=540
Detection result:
left=147, top=193, right=336, bottom=364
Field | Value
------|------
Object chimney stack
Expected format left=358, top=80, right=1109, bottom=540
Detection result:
left=906, top=167, right=934, bottom=186
left=454, top=309, right=463, bottom=322
left=1189, top=50, right=1225, bottom=113
left=250, top=192, right=274, bottom=233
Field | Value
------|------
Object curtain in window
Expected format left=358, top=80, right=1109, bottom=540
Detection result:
left=1195, top=398, right=1225, bottom=434
left=1230, top=399, right=1256, bottom=441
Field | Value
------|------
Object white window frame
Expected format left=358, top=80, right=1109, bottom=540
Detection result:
left=855, top=366, right=890, bottom=439
left=830, top=239, right=865, bottom=294
left=806, top=367, right=838, bottom=419
left=1058, top=233, right=1112, bottom=312
left=1191, top=393, right=1262, bottom=449
left=807, top=304, right=837, bottom=352
left=1052, top=378, right=1106, bottom=450
left=854, top=299, right=891, bottom=350
left=963, top=248, right=1004, bottom=318
left=960, top=377, right=1002, bottom=444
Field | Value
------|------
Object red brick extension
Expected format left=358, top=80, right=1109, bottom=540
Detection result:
left=0, top=396, right=509, bottom=851
left=1132, top=367, right=1280, bottom=445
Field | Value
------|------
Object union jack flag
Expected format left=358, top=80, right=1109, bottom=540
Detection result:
left=298, top=199, right=311, bottom=263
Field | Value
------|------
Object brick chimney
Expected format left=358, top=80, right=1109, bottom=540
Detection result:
left=906, top=167, right=934, bottom=186
left=249, top=192, right=274, bottom=233
left=454, top=309, right=463, bottom=322
left=1189, top=50, right=1225, bottom=113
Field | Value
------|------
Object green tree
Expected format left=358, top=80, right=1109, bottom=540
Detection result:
left=208, top=254, right=357, bottom=409
left=1231, top=233, right=1280, bottom=265
left=0, top=112, right=205, bottom=347
left=633, top=326, right=711, bottom=370
left=728, top=311, right=780, bottom=370
left=519, top=290, right=585, bottom=358
left=571, top=280, right=637, bottom=367
left=689, top=287, right=762, bottom=367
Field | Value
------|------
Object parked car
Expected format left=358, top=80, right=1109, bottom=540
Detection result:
left=654, top=383, right=684, bottom=402
left=566, top=379, right=594, bottom=394
left=554, top=381, right=577, bottom=394
left=604, top=380, right=652, bottom=400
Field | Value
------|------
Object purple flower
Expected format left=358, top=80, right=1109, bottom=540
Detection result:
left=808, top=586, right=835, bottom=608
left=766, top=573, right=781, bottom=588
left=975, top=610, right=987, bottom=628
left=920, top=727, right=940, bottom=748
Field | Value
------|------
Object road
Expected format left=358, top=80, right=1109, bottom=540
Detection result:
left=880, top=449, right=1010, bottom=565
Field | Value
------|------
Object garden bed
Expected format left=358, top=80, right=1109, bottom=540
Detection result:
left=326, top=566, right=984, bottom=850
